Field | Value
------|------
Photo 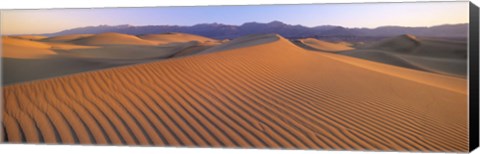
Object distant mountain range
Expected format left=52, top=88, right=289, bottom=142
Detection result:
left=42, top=21, right=468, bottom=40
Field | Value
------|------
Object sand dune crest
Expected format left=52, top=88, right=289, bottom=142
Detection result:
left=70, top=33, right=158, bottom=46
left=42, top=34, right=95, bottom=42
left=296, top=38, right=354, bottom=52
left=200, top=34, right=281, bottom=54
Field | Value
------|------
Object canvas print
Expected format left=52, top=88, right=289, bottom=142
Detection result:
left=0, top=1, right=473, bottom=152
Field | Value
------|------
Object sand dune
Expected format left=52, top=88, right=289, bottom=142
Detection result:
left=171, top=44, right=216, bottom=58
left=340, top=34, right=467, bottom=77
left=2, top=34, right=467, bottom=152
left=336, top=41, right=353, bottom=47
left=2, top=37, right=56, bottom=59
left=70, top=33, right=158, bottom=46
left=139, top=33, right=217, bottom=45
left=58, top=42, right=198, bottom=61
left=200, top=34, right=279, bottom=54
left=295, top=38, right=354, bottom=52
left=3, top=36, right=51, bottom=49
left=47, top=42, right=99, bottom=50
left=41, top=34, right=94, bottom=42
left=395, top=54, right=467, bottom=77
left=366, top=34, right=420, bottom=52
left=2, top=33, right=213, bottom=85
left=2, top=36, right=114, bottom=84
left=11, top=35, right=48, bottom=41
left=365, top=34, right=466, bottom=59
left=2, top=57, right=116, bottom=86
left=338, top=50, right=429, bottom=71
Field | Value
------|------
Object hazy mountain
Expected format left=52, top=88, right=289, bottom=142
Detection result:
left=43, top=21, right=468, bottom=39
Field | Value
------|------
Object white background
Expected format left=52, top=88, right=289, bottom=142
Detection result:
left=0, top=0, right=479, bottom=154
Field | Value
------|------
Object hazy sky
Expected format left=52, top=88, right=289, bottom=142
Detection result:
left=1, top=1, right=469, bottom=35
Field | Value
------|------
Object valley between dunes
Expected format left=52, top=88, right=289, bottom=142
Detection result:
left=1, top=33, right=468, bottom=152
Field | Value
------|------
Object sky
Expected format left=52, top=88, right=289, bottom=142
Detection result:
left=0, top=1, right=469, bottom=35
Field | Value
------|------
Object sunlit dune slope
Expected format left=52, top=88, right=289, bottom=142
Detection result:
left=2, top=36, right=56, bottom=59
left=139, top=33, right=217, bottom=44
left=2, top=34, right=467, bottom=152
left=70, top=33, right=158, bottom=46
left=41, top=34, right=94, bottom=42
left=341, top=34, right=467, bottom=77
left=3, top=36, right=51, bottom=49
left=295, top=38, right=354, bottom=52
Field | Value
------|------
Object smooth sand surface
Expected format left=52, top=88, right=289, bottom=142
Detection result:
left=295, top=38, right=354, bottom=52
left=340, top=34, right=467, bottom=77
left=2, top=34, right=467, bottom=152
